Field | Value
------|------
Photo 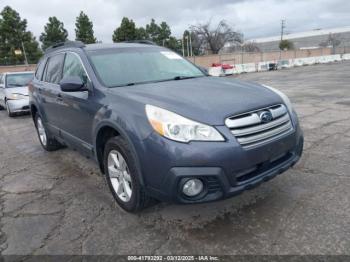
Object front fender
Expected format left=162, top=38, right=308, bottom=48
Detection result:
left=29, top=94, right=46, bottom=123
left=92, top=104, right=153, bottom=187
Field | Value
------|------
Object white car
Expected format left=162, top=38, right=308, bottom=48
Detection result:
left=0, top=71, right=34, bottom=117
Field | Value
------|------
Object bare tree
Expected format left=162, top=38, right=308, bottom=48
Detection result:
left=319, top=33, right=341, bottom=48
left=242, top=42, right=260, bottom=52
left=190, top=20, right=243, bottom=54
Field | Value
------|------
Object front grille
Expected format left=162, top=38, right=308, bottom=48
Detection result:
left=225, top=104, right=294, bottom=148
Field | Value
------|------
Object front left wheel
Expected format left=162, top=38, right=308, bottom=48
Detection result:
left=104, top=136, right=152, bottom=212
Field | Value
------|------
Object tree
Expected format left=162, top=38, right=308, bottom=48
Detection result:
left=319, top=33, right=341, bottom=53
left=145, top=19, right=160, bottom=43
left=182, top=30, right=202, bottom=56
left=112, top=18, right=181, bottom=53
left=190, top=20, right=243, bottom=54
left=242, top=42, right=260, bottom=52
left=112, top=17, right=138, bottom=42
left=75, top=11, right=96, bottom=44
left=163, top=36, right=181, bottom=54
left=0, top=6, right=42, bottom=65
left=135, top=27, right=148, bottom=40
left=279, top=39, right=294, bottom=50
left=144, top=19, right=179, bottom=51
left=40, top=17, right=68, bottom=50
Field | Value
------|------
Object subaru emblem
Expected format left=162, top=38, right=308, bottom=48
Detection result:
left=260, top=111, right=273, bottom=123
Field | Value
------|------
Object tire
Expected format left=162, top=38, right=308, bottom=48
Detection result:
left=5, top=101, right=14, bottom=117
left=104, top=136, right=152, bottom=212
left=34, top=113, right=62, bottom=151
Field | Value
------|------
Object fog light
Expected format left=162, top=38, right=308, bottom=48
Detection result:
left=182, top=178, right=203, bottom=197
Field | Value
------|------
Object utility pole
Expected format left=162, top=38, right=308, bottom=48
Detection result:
left=181, top=39, right=185, bottom=57
left=189, top=32, right=193, bottom=57
left=279, top=19, right=286, bottom=60
left=17, top=29, right=29, bottom=66
left=21, top=41, right=29, bottom=66
left=186, top=35, right=190, bottom=57
left=280, top=19, right=286, bottom=41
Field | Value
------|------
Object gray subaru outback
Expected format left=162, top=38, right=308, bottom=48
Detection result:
left=29, top=41, right=303, bottom=212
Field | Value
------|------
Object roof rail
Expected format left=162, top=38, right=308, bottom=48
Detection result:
left=45, top=41, right=85, bottom=53
left=122, top=40, right=157, bottom=45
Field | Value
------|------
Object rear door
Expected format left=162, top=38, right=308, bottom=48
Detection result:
left=40, top=53, right=65, bottom=136
left=31, top=58, right=47, bottom=118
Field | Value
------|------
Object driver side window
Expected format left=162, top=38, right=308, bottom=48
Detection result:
left=63, top=53, right=88, bottom=84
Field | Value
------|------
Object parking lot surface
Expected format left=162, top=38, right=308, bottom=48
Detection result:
left=0, top=61, right=349, bottom=255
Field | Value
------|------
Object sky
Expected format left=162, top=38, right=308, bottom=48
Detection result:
left=1, top=0, right=350, bottom=43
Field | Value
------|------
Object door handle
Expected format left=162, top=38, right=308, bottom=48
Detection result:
left=56, top=94, right=63, bottom=101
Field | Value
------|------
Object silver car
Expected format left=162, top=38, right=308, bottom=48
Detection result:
left=0, top=71, right=34, bottom=117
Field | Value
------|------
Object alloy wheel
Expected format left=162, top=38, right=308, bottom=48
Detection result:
left=107, top=150, right=133, bottom=202
left=37, top=117, right=47, bottom=146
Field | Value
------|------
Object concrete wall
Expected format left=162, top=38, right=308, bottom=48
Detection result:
left=188, top=47, right=333, bottom=68
left=0, top=64, right=36, bottom=73
left=254, top=31, right=350, bottom=52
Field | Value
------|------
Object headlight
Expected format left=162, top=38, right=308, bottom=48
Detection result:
left=7, top=93, right=27, bottom=100
left=262, top=84, right=294, bottom=113
left=145, top=105, right=224, bottom=142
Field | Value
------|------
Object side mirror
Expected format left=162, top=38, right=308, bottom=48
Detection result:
left=59, top=76, right=86, bottom=92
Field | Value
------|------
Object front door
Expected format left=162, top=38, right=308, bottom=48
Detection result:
left=58, top=52, right=98, bottom=156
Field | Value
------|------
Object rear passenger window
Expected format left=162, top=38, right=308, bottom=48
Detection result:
left=35, top=59, right=46, bottom=80
left=63, top=53, right=88, bottom=84
left=44, top=54, right=65, bottom=84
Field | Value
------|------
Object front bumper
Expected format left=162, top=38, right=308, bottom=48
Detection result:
left=7, top=98, right=30, bottom=113
left=165, top=140, right=302, bottom=203
left=137, top=114, right=304, bottom=204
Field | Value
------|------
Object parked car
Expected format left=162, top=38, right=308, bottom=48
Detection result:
left=29, top=41, right=303, bottom=212
left=0, top=71, right=34, bottom=116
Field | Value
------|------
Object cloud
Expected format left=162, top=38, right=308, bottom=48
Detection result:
left=1, top=0, right=350, bottom=44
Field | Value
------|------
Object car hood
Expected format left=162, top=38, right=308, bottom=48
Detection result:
left=112, top=77, right=283, bottom=125
left=5, top=86, right=29, bottom=96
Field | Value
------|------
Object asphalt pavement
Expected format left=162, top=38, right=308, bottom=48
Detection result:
left=0, top=61, right=349, bottom=255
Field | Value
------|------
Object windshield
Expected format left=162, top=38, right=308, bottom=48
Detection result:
left=6, top=73, right=33, bottom=88
left=88, top=48, right=205, bottom=87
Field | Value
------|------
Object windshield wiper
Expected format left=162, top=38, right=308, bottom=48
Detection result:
left=110, top=75, right=205, bottom=88
left=173, top=76, right=200, bottom=80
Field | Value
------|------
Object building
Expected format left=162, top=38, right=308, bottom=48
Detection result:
left=247, top=26, right=350, bottom=52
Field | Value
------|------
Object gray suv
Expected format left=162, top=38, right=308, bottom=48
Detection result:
left=29, top=41, right=303, bottom=212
